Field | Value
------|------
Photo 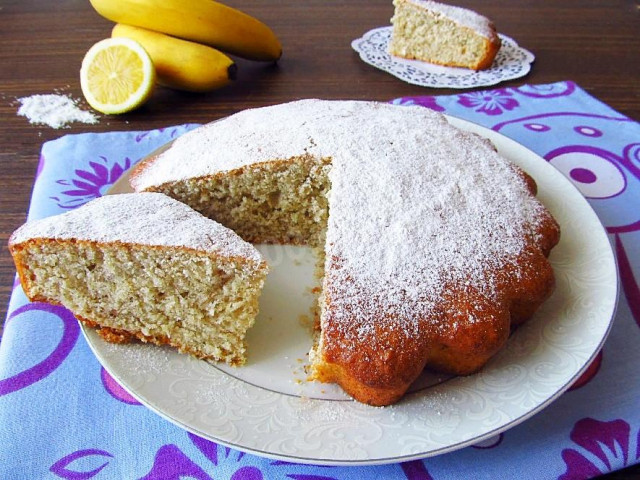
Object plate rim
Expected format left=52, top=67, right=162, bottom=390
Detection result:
left=82, top=113, right=619, bottom=466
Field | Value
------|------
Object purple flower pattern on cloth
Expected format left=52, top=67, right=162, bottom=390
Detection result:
left=400, top=460, right=434, bottom=479
left=457, top=88, right=519, bottom=115
left=390, top=96, right=445, bottom=112
left=138, top=433, right=338, bottom=480
left=100, top=367, right=141, bottom=405
left=140, top=444, right=213, bottom=480
left=514, top=81, right=577, bottom=99
left=50, top=434, right=319, bottom=479
left=0, top=303, right=79, bottom=396
left=134, top=125, right=186, bottom=143
left=50, top=156, right=132, bottom=209
left=287, top=475, right=342, bottom=480
left=568, top=351, right=603, bottom=391
left=35, top=153, right=47, bottom=181
left=50, top=449, right=114, bottom=479
left=560, top=418, right=640, bottom=479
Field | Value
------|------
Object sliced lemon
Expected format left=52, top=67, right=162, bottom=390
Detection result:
left=80, top=37, right=156, bottom=114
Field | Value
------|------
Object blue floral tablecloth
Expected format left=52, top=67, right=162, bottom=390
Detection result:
left=1, top=81, right=639, bottom=479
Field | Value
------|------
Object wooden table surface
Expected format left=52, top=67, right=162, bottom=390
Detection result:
left=1, top=0, right=639, bottom=476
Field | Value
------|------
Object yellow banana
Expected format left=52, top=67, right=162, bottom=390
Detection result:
left=112, top=24, right=236, bottom=92
left=90, top=0, right=281, bottom=62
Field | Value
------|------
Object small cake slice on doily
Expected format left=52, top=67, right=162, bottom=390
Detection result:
left=389, top=0, right=501, bottom=70
left=9, top=192, right=268, bottom=365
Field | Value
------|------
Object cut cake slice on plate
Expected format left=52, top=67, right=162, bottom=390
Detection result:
left=9, top=192, right=268, bottom=366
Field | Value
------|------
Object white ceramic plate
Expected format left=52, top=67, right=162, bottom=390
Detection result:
left=351, top=26, right=535, bottom=88
left=82, top=116, right=618, bottom=466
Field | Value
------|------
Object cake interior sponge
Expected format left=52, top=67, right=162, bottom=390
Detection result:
left=389, top=0, right=501, bottom=70
left=9, top=192, right=269, bottom=365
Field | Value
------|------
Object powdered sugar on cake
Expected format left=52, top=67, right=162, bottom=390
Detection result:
left=323, top=108, right=546, bottom=343
left=404, top=0, right=496, bottom=39
left=10, top=192, right=264, bottom=265
left=131, top=99, right=551, bottom=341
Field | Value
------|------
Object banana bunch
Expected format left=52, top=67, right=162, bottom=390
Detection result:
left=89, top=0, right=282, bottom=92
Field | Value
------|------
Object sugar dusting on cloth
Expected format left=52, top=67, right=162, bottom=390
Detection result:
left=17, top=94, right=99, bottom=129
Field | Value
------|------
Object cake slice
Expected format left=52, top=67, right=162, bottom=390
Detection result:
left=9, top=192, right=268, bottom=365
left=389, top=0, right=501, bottom=70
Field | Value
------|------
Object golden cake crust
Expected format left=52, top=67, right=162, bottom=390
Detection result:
left=312, top=168, right=558, bottom=406
left=315, top=222, right=558, bottom=406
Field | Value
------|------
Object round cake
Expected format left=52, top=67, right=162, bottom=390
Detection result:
left=130, top=100, right=560, bottom=406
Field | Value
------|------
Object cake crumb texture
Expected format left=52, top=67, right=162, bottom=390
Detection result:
left=9, top=192, right=268, bottom=365
left=389, top=0, right=501, bottom=70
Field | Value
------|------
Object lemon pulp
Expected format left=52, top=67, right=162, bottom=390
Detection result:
left=80, top=38, right=156, bottom=114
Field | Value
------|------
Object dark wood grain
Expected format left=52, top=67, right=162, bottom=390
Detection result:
left=1, top=0, right=639, bottom=475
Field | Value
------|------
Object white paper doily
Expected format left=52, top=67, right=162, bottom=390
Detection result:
left=351, top=26, right=535, bottom=89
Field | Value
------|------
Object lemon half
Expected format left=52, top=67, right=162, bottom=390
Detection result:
left=80, top=37, right=156, bottom=115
